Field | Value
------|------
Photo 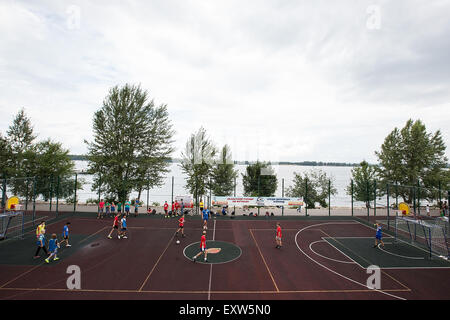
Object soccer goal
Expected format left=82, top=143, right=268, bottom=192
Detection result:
left=0, top=212, right=24, bottom=241
left=395, top=215, right=449, bottom=259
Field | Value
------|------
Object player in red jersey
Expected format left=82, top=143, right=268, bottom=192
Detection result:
left=192, top=231, right=208, bottom=262
left=175, top=214, right=186, bottom=238
left=174, top=200, right=180, bottom=216
left=164, top=201, right=169, bottom=218
left=275, top=222, right=282, bottom=249
left=107, top=213, right=121, bottom=239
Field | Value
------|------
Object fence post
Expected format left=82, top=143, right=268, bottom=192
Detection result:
left=97, top=174, right=101, bottom=213
left=25, top=177, right=29, bottom=211
left=366, top=180, right=370, bottom=221
left=257, top=175, right=261, bottom=216
left=305, top=178, right=308, bottom=217
left=282, top=178, right=284, bottom=216
left=49, top=175, right=53, bottom=212
left=209, top=177, right=212, bottom=212
left=195, top=179, right=198, bottom=216
left=1, top=177, right=6, bottom=212
left=351, top=179, right=354, bottom=217
left=417, top=181, right=421, bottom=216
left=395, top=182, right=399, bottom=209
left=447, top=190, right=450, bottom=217
left=56, top=176, right=60, bottom=217
left=328, top=179, right=331, bottom=216
left=171, top=176, right=174, bottom=212
left=32, top=176, right=36, bottom=227
left=146, top=176, right=150, bottom=214
left=374, top=180, right=376, bottom=217
left=234, top=177, right=236, bottom=216
left=387, top=183, right=390, bottom=230
left=73, top=173, right=78, bottom=213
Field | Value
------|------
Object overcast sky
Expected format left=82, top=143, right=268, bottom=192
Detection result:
left=1, top=0, right=449, bottom=164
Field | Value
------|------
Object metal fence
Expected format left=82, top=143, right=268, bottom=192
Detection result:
left=2, top=172, right=449, bottom=219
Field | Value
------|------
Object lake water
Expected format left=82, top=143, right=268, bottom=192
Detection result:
left=74, top=161, right=368, bottom=207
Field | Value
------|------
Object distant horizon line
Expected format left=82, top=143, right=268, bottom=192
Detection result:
left=69, top=155, right=450, bottom=168
left=68, top=155, right=364, bottom=167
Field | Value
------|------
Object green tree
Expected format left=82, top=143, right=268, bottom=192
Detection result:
left=0, top=133, right=11, bottom=209
left=132, top=105, right=174, bottom=201
left=2, top=110, right=78, bottom=202
left=286, top=169, right=337, bottom=209
left=6, top=109, right=38, bottom=197
left=32, top=139, right=76, bottom=201
left=0, top=133, right=12, bottom=177
left=211, top=145, right=238, bottom=196
left=347, top=161, right=379, bottom=208
left=85, top=84, right=175, bottom=202
left=7, top=108, right=36, bottom=152
left=242, top=161, right=277, bottom=197
left=375, top=119, right=448, bottom=203
left=6, top=109, right=37, bottom=184
left=180, top=127, right=217, bottom=208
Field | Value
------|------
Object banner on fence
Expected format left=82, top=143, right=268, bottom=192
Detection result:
left=212, top=197, right=304, bottom=207
left=175, top=195, right=194, bottom=208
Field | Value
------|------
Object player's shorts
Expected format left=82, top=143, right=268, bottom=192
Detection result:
left=49, top=248, right=58, bottom=254
left=114, top=225, right=118, bottom=229
left=63, top=235, right=69, bottom=240
left=121, top=227, right=127, bottom=231
left=99, top=208, right=104, bottom=213
left=203, top=216, right=209, bottom=221
left=134, top=207, right=138, bottom=213
left=111, top=207, right=115, bottom=212
left=179, top=225, right=184, bottom=229
left=201, top=246, right=207, bottom=252
left=376, top=234, right=382, bottom=240
left=164, top=209, right=168, bottom=214
left=106, top=208, right=110, bottom=213
left=276, top=236, right=281, bottom=241
left=125, top=207, right=130, bottom=213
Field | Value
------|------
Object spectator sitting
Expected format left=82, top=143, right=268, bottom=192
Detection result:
left=222, top=207, right=227, bottom=216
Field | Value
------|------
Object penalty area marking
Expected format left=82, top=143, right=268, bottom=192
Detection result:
left=377, top=243, right=425, bottom=260
left=309, top=240, right=356, bottom=264
left=295, top=222, right=408, bottom=300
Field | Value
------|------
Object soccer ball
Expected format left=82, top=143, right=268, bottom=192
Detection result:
left=176, top=240, right=180, bottom=244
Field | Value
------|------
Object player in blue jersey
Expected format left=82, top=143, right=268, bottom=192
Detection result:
left=373, top=223, right=384, bottom=248
left=60, top=222, right=71, bottom=247
left=120, top=215, right=128, bottom=239
left=124, top=200, right=131, bottom=217
left=34, top=230, right=48, bottom=259
left=202, top=208, right=209, bottom=230
left=45, top=234, right=60, bottom=263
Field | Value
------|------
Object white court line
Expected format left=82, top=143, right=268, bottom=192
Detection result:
left=295, top=222, right=406, bottom=300
left=309, top=240, right=356, bottom=264
left=208, top=219, right=216, bottom=301
left=354, top=219, right=450, bottom=260
left=377, top=243, right=425, bottom=260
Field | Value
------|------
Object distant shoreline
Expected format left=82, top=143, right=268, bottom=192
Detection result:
left=69, top=155, right=360, bottom=167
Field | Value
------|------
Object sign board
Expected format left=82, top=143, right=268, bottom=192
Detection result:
left=212, top=197, right=304, bottom=207
left=175, top=195, right=194, bottom=208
